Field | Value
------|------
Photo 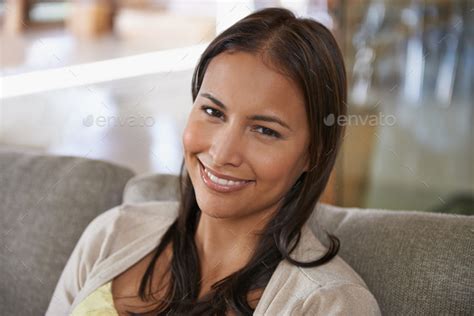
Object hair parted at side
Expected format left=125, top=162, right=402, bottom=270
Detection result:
left=134, top=7, right=347, bottom=315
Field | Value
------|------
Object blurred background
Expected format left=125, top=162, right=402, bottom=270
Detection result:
left=0, top=0, right=472, bottom=214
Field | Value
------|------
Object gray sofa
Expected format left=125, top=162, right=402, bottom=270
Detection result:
left=0, top=150, right=472, bottom=315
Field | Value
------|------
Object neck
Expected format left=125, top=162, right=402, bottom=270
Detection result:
left=194, top=208, right=273, bottom=278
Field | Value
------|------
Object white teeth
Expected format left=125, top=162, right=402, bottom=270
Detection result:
left=205, top=168, right=246, bottom=186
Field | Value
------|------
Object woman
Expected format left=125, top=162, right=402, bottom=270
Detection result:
left=47, top=7, right=381, bottom=316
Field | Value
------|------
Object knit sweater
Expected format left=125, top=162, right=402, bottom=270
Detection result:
left=46, top=201, right=381, bottom=315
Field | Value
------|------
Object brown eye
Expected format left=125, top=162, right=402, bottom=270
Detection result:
left=200, top=105, right=224, bottom=119
left=253, top=126, right=281, bottom=138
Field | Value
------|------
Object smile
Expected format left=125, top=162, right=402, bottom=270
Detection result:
left=198, top=161, right=253, bottom=193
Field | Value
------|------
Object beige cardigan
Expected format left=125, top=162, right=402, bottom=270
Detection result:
left=46, top=201, right=381, bottom=315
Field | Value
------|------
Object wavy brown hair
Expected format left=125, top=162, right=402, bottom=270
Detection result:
left=134, top=7, right=347, bottom=315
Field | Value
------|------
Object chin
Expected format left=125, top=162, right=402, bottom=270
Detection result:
left=195, top=195, right=237, bottom=218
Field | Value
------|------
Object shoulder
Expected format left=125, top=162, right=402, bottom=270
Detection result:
left=113, top=200, right=180, bottom=231
left=45, top=201, right=180, bottom=315
left=89, top=200, right=179, bottom=230
left=90, top=200, right=179, bottom=227
left=288, top=224, right=370, bottom=288
left=295, top=281, right=381, bottom=315
left=82, top=200, right=180, bottom=254
left=81, top=200, right=179, bottom=237
left=264, top=224, right=381, bottom=314
left=272, top=265, right=382, bottom=315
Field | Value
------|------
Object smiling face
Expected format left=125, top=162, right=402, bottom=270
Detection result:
left=182, top=51, right=310, bottom=222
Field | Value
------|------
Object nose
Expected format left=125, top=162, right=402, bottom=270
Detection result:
left=208, top=123, right=244, bottom=167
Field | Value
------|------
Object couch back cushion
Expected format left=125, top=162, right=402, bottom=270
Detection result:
left=309, top=203, right=473, bottom=315
left=123, top=173, right=473, bottom=315
left=0, top=150, right=134, bottom=316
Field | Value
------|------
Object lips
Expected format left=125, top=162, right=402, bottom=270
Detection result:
left=198, top=159, right=252, bottom=182
left=198, top=160, right=254, bottom=193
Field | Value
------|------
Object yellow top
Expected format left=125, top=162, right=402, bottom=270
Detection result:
left=70, top=281, right=118, bottom=316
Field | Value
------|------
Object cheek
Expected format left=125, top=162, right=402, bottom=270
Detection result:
left=182, top=118, right=208, bottom=154
left=183, top=122, right=200, bottom=153
left=249, top=150, right=299, bottom=185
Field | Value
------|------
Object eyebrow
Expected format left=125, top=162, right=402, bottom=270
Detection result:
left=200, top=92, right=292, bottom=131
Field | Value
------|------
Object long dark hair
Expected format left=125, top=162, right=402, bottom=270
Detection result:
left=135, top=7, right=347, bottom=315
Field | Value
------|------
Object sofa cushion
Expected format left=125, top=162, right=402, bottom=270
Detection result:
left=123, top=173, right=473, bottom=315
left=0, top=149, right=134, bottom=316
left=309, top=204, right=473, bottom=315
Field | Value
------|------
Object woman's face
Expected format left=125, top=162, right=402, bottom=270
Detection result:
left=182, top=51, right=310, bottom=221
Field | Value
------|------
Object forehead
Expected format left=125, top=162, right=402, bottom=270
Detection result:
left=199, top=51, right=306, bottom=124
